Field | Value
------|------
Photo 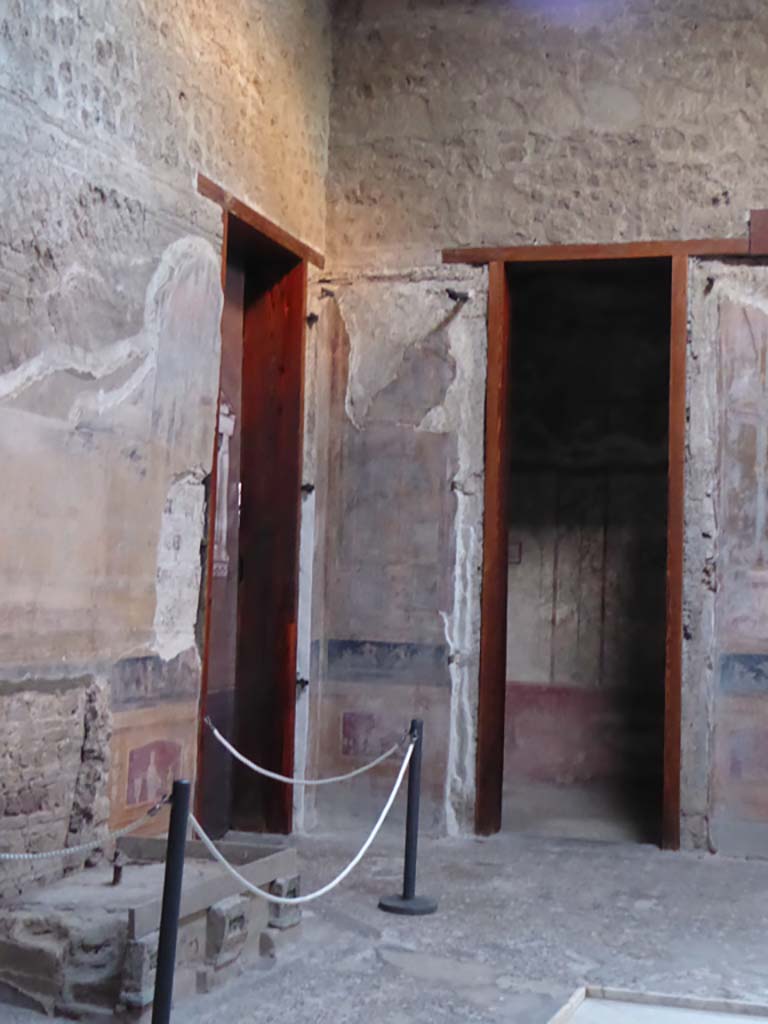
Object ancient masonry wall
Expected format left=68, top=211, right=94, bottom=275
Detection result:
left=0, top=0, right=331, bottom=895
left=322, top=0, right=768, bottom=841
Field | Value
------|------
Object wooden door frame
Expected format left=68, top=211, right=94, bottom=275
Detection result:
left=195, top=174, right=324, bottom=830
left=444, top=236, right=751, bottom=846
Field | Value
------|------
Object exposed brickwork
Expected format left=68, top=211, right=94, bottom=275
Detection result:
left=0, top=678, right=110, bottom=900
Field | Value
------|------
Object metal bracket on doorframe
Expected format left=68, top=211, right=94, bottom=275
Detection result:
left=296, top=677, right=309, bottom=693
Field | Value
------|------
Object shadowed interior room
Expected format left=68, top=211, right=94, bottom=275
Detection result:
left=504, top=259, right=671, bottom=844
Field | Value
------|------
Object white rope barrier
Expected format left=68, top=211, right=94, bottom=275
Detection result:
left=0, top=796, right=170, bottom=862
left=205, top=715, right=406, bottom=786
left=190, top=739, right=414, bottom=905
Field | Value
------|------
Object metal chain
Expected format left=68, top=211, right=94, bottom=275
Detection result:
left=0, top=795, right=170, bottom=863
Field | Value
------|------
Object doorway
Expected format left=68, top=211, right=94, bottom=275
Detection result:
left=455, top=238, right=752, bottom=847
left=503, top=259, right=671, bottom=843
left=196, top=177, right=322, bottom=837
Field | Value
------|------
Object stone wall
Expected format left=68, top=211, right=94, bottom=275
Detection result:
left=301, top=266, right=487, bottom=832
left=5, top=0, right=768, bottom=858
left=323, top=0, right=768, bottom=844
left=329, top=0, right=768, bottom=267
left=0, top=0, right=331, bottom=888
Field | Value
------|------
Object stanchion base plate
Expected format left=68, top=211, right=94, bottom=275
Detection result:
left=378, top=894, right=438, bottom=916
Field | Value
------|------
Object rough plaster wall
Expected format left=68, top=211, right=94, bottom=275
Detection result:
left=1, top=0, right=330, bottom=252
left=303, top=266, right=487, bottom=833
left=0, top=0, right=331, bottom=881
left=328, top=0, right=768, bottom=266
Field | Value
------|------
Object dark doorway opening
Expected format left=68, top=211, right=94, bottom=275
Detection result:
left=503, top=259, right=671, bottom=843
left=197, top=180, right=319, bottom=837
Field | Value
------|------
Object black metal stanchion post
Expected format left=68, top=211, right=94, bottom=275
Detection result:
left=379, top=719, right=437, bottom=915
left=152, top=779, right=191, bottom=1024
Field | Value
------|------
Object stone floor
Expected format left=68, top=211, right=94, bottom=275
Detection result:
left=5, top=829, right=768, bottom=1024
left=502, top=782, right=660, bottom=845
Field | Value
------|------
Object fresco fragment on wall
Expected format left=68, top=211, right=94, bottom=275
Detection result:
left=711, top=292, right=768, bottom=856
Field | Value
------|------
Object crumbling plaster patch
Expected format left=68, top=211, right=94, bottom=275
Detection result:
left=153, top=470, right=208, bottom=664
left=314, top=265, right=487, bottom=832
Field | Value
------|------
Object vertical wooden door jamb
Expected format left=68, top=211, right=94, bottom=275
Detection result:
left=663, top=253, right=687, bottom=850
left=475, top=261, right=512, bottom=834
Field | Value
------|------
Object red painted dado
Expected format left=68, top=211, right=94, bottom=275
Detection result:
left=504, top=682, right=663, bottom=786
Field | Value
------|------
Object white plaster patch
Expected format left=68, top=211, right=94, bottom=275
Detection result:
left=293, top=486, right=316, bottom=832
left=153, top=469, right=207, bottom=662
left=441, top=510, right=481, bottom=835
left=337, top=274, right=466, bottom=428
left=420, top=272, right=488, bottom=834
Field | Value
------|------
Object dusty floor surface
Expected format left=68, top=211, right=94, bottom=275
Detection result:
left=502, top=782, right=660, bottom=845
left=5, top=831, right=768, bottom=1024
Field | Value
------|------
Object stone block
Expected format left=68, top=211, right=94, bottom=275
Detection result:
left=252, top=890, right=270, bottom=926
left=258, top=922, right=303, bottom=963
left=268, top=877, right=302, bottom=930
left=206, top=894, right=250, bottom=969
left=119, top=932, right=157, bottom=1010
left=0, top=936, right=64, bottom=980
left=119, top=913, right=205, bottom=1012
left=63, top=919, right=128, bottom=1011
left=259, top=930, right=277, bottom=962
left=176, top=911, right=207, bottom=968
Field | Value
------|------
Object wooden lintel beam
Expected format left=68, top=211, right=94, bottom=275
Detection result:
left=443, top=238, right=749, bottom=265
left=474, top=260, right=511, bottom=836
left=198, top=172, right=325, bottom=269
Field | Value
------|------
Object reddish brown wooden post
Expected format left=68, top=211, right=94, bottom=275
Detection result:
left=475, top=261, right=512, bottom=835
left=196, top=177, right=323, bottom=836
left=663, top=253, right=687, bottom=851
left=749, top=210, right=768, bottom=256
